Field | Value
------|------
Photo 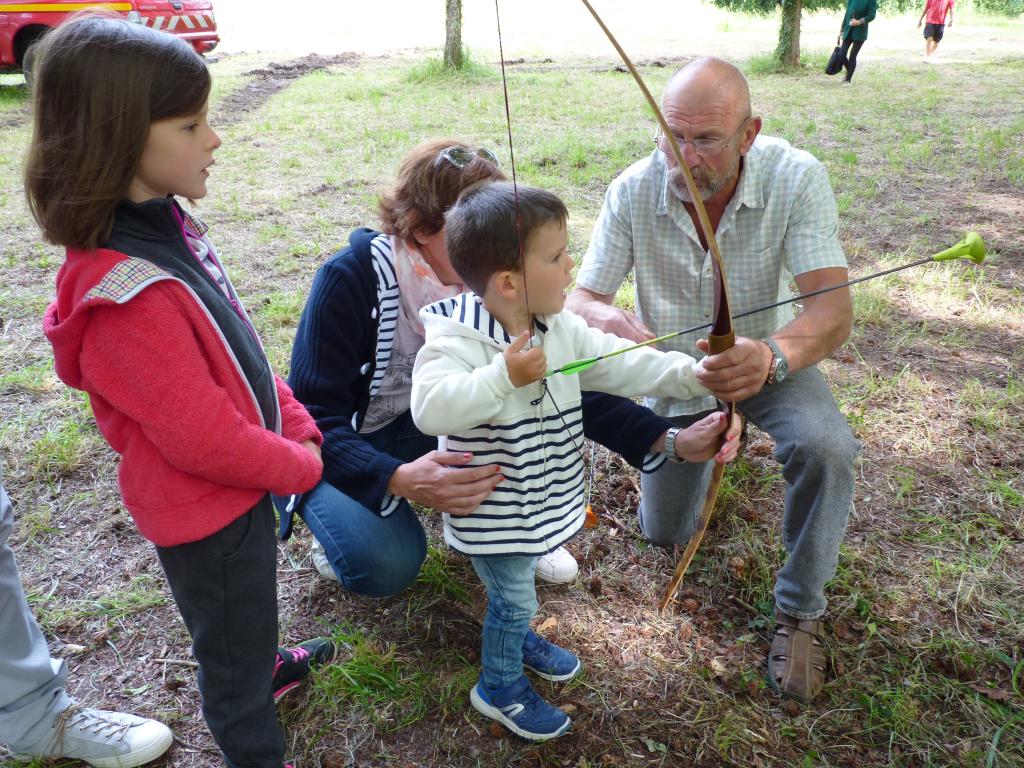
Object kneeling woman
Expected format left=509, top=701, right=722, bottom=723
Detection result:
left=281, top=139, right=734, bottom=596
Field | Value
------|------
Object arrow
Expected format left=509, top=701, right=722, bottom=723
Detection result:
left=547, top=232, right=987, bottom=377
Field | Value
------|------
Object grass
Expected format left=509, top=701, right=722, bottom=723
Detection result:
left=2, top=12, right=1024, bottom=767
left=26, top=574, right=166, bottom=630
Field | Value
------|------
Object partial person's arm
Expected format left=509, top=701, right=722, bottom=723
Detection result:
left=80, top=285, right=323, bottom=496
left=918, top=1, right=927, bottom=25
left=863, top=0, right=878, bottom=24
left=694, top=269, right=851, bottom=403
left=581, top=391, right=671, bottom=468
left=565, top=287, right=654, bottom=343
left=276, top=375, right=322, bottom=446
left=569, top=171, right=654, bottom=343
left=288, top=251, right=405, bottom=513
left=410, top=338, right=515, bottom=437
left=567, top=312, right=710, bottom=401
left=947, top=4, right=953, bottom=24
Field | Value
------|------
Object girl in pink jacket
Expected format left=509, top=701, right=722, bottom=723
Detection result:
left=28, top=16, right=332, bottom=767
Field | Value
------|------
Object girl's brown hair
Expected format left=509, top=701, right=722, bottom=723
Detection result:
left=378, top=139, right=505, bottom=243
left=24, top=15, right=211, bottom=250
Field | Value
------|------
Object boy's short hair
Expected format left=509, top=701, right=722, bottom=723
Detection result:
left=446, top=181, right=567, bottom=295
left=378, top=140, right=505, bottom=243
left=24, top=15, right=211, bottom=250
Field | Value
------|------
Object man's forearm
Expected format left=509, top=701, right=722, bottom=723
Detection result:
left=566, top=286, right=611, bottom=316
left=772, top=291, right=852, bottom=373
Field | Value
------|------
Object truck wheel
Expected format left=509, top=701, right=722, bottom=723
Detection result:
left=22, top=43, right=38, bottom=89
left=17, top=29, right=47, bottom=90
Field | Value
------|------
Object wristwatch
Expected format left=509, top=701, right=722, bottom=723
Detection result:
left=762, top=337, right=789, bottom=385
left=664, top=427, right=686, bottom=463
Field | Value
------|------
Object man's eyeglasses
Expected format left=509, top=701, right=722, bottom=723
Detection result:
left=653, top=116, right=751, bottom=159
left=435, top=146, right=500, bottom=169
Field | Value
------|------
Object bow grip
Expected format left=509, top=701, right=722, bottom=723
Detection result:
left=707, top=331, right=735, bottom=356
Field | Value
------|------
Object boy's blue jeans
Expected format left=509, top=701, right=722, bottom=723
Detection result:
left=470, top=555, right=539, bottom=690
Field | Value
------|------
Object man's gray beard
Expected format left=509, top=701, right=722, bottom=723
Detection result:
left=667, top=152, right=740, bottom=204
left=668, top=169, right=716, bottom=203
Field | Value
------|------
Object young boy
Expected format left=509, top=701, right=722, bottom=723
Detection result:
left=918, top=0, right=954, bottom=57
left=410, top=182, right=738, bottom=740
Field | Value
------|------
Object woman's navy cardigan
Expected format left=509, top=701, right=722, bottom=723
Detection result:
left=279, top=228, right=674, bottom=537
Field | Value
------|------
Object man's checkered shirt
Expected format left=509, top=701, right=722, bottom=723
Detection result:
left=577, top=135, right=847, bottom=417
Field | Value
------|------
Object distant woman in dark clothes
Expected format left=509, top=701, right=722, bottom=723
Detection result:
left=840, top=0, right=877, bottom=84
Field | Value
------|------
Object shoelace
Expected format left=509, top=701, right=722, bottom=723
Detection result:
left=50, top=706, right=131, bottom=751
left=524, top=635, right=553, bottom=664
left=275, top=645, right=312, bottom=675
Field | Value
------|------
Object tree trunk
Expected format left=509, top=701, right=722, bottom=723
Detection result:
left=774, top=0, right=803, bottom=68
left=444, top=0, right=463, bottom=69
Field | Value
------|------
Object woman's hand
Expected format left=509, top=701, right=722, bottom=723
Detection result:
left=850, top=17, right=863, bottom=25
left=667, top=411, right=743, bottom=464
left=388, top=451, right=503, bottom=516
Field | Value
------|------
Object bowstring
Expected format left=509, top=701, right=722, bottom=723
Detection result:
left=493, top=1, right=531, bottom=340
left=494, top=1, right=593, bottom=533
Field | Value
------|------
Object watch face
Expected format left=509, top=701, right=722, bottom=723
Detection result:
left=775, top=358, right=789, bottom=382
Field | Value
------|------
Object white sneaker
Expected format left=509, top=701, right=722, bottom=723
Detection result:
left=11, top=705, right=173, bottom=768
left=310, top=536, right=339, bottom=583
left=536, top=546, right=578, bottom=584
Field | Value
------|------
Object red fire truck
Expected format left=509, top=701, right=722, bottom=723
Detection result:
left=0, top=1, right=219, bottom=77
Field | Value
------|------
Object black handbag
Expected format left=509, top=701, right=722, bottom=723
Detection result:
left=825, top=36, right=846, bottom=75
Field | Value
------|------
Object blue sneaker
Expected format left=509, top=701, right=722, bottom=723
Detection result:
left=522, top=629, right=581, bottom=682
left=470, top=675, right=571, bottom=741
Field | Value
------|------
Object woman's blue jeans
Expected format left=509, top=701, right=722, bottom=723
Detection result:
left=470, top=555, right=539, bottom=690
left=299, top=412, right=434, bottom=598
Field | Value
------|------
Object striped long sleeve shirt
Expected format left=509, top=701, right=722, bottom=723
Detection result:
left=411, top=293, right=711, bottom=558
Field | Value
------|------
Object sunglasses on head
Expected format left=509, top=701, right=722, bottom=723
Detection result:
left=435, top=146, right=500, bottom=169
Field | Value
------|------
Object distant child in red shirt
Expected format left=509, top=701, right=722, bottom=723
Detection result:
left=28, top=15, right=335, bottom=767
left=919, top=0, right=954, bottom=56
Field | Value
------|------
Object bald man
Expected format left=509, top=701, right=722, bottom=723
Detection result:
left=567, top=57, right=860, bottom=702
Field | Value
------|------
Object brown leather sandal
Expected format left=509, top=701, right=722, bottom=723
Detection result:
left=767, top=611, right=827, bottom=702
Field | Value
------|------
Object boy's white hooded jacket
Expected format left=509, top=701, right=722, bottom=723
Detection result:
left=411, top=292, right=711, bottom=558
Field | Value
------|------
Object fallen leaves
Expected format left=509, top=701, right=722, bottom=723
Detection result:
left=968, top=683, right=1011, bottom=702
left=781, top=699, right=802, bottom=717
left=537, top=616, right=558, bottom=633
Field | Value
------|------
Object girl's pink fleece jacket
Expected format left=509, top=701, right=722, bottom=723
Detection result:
left=44, top=246, right=323, bottom=547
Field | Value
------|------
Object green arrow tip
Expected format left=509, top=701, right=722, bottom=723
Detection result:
left=933, top=231, right=986, bottom=264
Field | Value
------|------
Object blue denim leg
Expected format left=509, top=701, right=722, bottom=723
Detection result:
left=300, top=481, right=427, bottom=599
left=470, top=555, right=539, bottom=690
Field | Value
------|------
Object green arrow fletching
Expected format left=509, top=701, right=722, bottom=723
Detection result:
left=554, top=358, right=601, bottom=375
